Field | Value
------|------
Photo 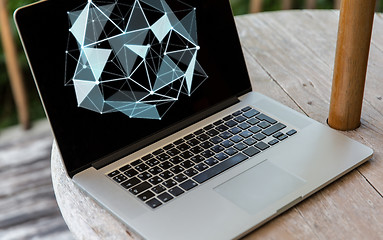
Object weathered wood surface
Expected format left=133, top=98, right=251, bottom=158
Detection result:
left=0, top=120, right=73, bottom=240
left=51, top=10, right=383, bottom=239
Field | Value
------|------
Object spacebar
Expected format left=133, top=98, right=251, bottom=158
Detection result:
left=193, top=153, right=248, bottom=184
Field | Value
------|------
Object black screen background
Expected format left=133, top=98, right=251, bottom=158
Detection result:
left=16, top=0, right=251, bottom=177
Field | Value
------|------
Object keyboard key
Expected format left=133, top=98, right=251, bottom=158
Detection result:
left=262, top=123, right=287, bottom=136
left=190, top=146, right=204, bottom=155
left=170, top=156, right=183, bottom=165
left=149, top=166, right=163, bottom=175
left=146, top=198, right=162, bottom=209
left=234, top=143, right=248, bottom=151
left=156, top=153, right=170, bottom=162
left=181, top=160, right=195, bottom=169
left=247, top=118, right=260, bottom=125
left=121, top=177, right=140, bottom=189
left=232, top=110, right=242, bottom=116
left=206, top=129, right=220, bottom=137
left=249, top=126, right=261, bottom=134
left=195, top=163, right=209, bottom=172
left=203, top=124, right=214, bottom=131
left=174, top=173, right=188, bottom=183
left=163, top=144, right=174, bottom=151
left=184, top=134, right=195, bottom=140
left=196, top=134, right=210, bottom=141
left=157, top=192, right=173, bottom=203
left=138, top=190, right=155, bottom=201
left=215, top=152, right=228, bottom=161
left=135, top=163, right=149, bottom=172
left=224, top=147, right=238, bottom=156
left=210, top=136, right=223, bottom=144
left=138, top=172, right=152, bottom=181
left=213, top=120, right=224, bottom=126
left=124, top=169, right=138, bottom=178
left=253, top=133, right=266, bottom=141
left=219, top=131, right=233, bottom=139
left=200, top=141, right=213, bottom=149
left=258, top=121, right=271, bottom=129
left=244, top=109, right=260, bottom=118
left=216, top=125, right=229, bottom=132
left=119, top=164, right=131, bottom=172
left=166, top=148, right=180, bottom=156
left=223, top=115, right=234, bottom=121
left=160, top=171, right=174, bottom=179
left=205, top=157, right=219, bottom=166
left=273, top=132, right=283, bottom=138
left=129, top=182, right=151, bottom=195
left=221, top=140, right=234, bottom=148
left=113, top=174, right=128, bottom=183
left=256, top=113, right=277, bottom=124
left=147, top=158, right=160, bottom=167
left=286, top=129, right=297, bottom=136
left=255, top=142, right=270, bottom=151
left=211, top=145, right=225, bottom=153
left=174, top=139, right=185, bottom=145
left=149, top=177, right=163, bottom=185
left=190, top=155, right=205, bottom=163
left=131, top=159, right=142, bottom=166
left=169, top=186, right=185, bottom=197
left=201, top=150, right=214, bottom=158
left=187, top=138, right=200, bottom=146
left=193, top=153, right=248, bottom=184
left=180, top=151, right=194, bottom=159
left=234, top=115, right=247, bottom=123
left=159, top=161, right=173, bottom=170
left=229, top=127, right=242, bottom=135
left=153, top=149, right=164, bottom=155
left=278, top=135, right=288, bottom=141
left=241, top=106, right=252, bottom=112
left=238, top=122, right=251, bottom=130
left=225, top=120, right=238, bottom=127
left=108, top=170, right=120, bottom=178
left=163, top=179, right=177, bottom=188
left=142, top=154, right=153, bottom=161
left=194, top=129, right=205, bottom=135
left=184, top=168, right=199, bottom=177
left=177, top=143, right=190, bottom=151
left=244, top=138, right=257, bottom=146
left=268, top=139, right=279, bottom=146
left=243, top=147, right=261, bottom=157
left=240, top=130, right=253, bottom=138
left=230, top=135, right=243, bottom=143
left=152, top=185, right=166, bottom=194
left=158, top=192, right=174, bottom=202
left=170, top=165, right=185, bottom=174
left=179, top=180, right=198, bottom=191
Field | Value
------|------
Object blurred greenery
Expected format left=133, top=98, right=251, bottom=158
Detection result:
left=0, top=0, right=382, bottom=130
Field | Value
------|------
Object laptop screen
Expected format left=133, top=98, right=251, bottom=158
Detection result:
left=16, top=0, right=251, bottom=177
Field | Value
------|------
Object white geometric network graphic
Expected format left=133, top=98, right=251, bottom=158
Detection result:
left=65, top=0, right=208, bottom=120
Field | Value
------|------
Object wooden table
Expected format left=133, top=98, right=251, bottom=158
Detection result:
left=52, top=10, right=383, bottom=239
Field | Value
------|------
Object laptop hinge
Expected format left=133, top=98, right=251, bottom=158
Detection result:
left=91, top=97, right=240, bottom=170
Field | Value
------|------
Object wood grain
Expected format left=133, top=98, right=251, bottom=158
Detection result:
left=328, top=0, right=376, bottom=130
left=0, top=0, right=30, bottom=129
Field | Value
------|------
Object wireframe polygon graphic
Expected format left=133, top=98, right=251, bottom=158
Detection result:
left=65, top=0, right=208, bottom=120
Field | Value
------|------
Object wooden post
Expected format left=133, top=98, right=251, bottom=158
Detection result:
left=328, top=0, right=376, bottom=131
left=249, top=0, right=262, bottom=13
left=0, top=0, right=30, bottom=129
left=305, top=0, right=316, bottom=9
left=334, top=0, right=341, bottom=9
left=282, top=0, right=292, bottom=10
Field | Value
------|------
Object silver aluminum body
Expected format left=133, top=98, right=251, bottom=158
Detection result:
left=74, top=91, right=373, bottom=240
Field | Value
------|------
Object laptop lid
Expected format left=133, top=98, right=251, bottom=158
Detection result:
left=15, top=0, right=252, bottom=177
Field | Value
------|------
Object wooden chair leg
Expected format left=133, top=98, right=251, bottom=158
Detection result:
left=249, top=0, right=262, bottom=13
left=0, top=0, right=30, bottom=129
left=328, top=0, right=376, bottom=130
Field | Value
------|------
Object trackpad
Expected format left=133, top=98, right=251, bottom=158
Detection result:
left=214, top=161, right=306, bottom=214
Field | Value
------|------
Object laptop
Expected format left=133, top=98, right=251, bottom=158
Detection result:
left=15, top=0, right=373, bottom=239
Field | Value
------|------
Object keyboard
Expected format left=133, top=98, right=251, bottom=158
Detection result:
left=106, top=106, right=297, bottom=209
